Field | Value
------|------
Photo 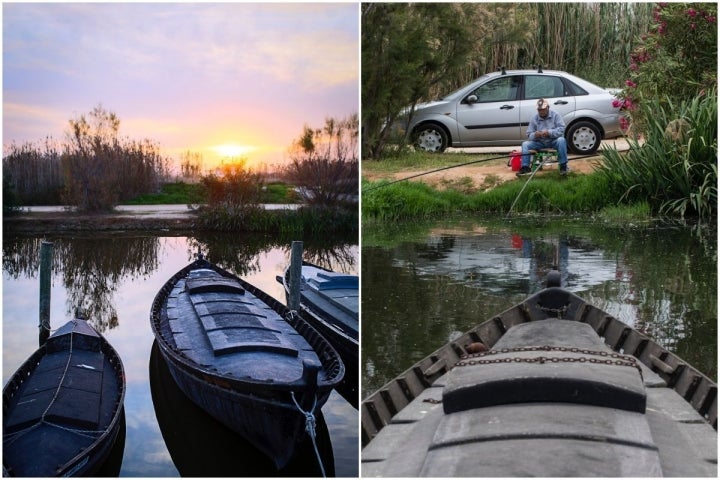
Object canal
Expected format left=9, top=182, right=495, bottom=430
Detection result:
left=361, top=218, right=717, bottom=396
left=2, top=232, right=358, bottom=476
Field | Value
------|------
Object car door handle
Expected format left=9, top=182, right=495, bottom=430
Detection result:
left=554, top=100, right=568, bottom=105
left=500, top=105, right=515, bottom=110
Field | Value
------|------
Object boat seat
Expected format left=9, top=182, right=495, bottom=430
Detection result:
left=442, top=319, right=647, bottom=414
left=188, top=288, right=300, bottom=358
left=307, top=271, right=359, bottom=290
left=4, top=349, right=105, bottom=433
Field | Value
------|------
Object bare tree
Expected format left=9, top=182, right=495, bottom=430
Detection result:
left=286, top=114, right=358, bottom=207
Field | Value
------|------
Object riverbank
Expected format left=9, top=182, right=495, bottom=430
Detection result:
left=3, top=203, right=360, bottom=237
left=3, top=205, right=195, bottom=233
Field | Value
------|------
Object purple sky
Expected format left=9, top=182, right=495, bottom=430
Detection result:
left=3, top=3, right=359, bottom=170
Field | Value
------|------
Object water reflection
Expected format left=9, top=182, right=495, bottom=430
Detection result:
left=3, top=233, right=358, bottom=477
left=3, top=233, right=357, bottom=335
left=362, top=220, right=716, bottom=395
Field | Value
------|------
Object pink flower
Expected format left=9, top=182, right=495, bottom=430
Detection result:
left=625, top=79, right=637, bottom=88
left=612, top=99, right=622, bottom=108
left=691, top=22, right=696, bottom=29
left=620, top=117, right=629, bottom=131
left=630, top=63, right=638, bottom=71
left=687, top=8, right=697, bottom=17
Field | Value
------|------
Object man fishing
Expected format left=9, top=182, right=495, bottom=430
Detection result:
left=518, top=98, right=568, bottom=175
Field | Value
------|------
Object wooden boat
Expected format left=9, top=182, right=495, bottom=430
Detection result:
left=150, top=257, right=345, bottom=469
left=3, top=319, right=126, bottom=477
left=362, top=273, right=717, bottom=477
left=280, top=262, right=358, bottom=407
left=148, top=341, right=335, bottom=476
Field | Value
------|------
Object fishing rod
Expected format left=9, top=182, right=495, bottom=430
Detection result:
left=363, top=150, right=619, bottom=194
left=362, top=153, right=512, bottom=193
left=505, top=148, right=633, bottom=217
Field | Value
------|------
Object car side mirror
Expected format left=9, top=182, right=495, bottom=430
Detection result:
left=465, top=94, right=478, bottom=104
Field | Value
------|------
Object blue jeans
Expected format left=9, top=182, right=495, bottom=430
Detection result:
left=521, top=137, right=567, bottom=167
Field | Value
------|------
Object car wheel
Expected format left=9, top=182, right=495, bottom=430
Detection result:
left=567, top=121, right=601, bottom=154
left=414, top=124, right=448, bottom=153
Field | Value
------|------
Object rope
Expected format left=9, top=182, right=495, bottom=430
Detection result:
left=40, top=320, right=77, bottom=421
left=290, top=391, right=325, bottom=478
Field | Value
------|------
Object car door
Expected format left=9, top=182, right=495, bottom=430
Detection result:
left=455, top=75, right=523, bottom=144
left=519, top=75, right=576, bottom=138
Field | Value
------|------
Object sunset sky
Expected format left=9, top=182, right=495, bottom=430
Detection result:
left=3, top=3, right=359, bottom=171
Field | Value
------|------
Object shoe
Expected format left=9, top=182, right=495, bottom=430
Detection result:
left=559, top=163, right=568, bottom=175
left=516, top=166, right=531, bottom=176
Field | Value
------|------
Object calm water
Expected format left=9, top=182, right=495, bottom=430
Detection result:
left=362, top=218, right=717, bottom=395
left=3, top=232, right=358, bottom=477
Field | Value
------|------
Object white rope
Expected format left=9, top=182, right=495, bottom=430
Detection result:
left=290, top=391, right=325, bottom=478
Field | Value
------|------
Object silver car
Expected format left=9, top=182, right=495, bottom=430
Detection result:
left=400, top=68, right=623, bottom=154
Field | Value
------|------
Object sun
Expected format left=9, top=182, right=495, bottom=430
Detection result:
left=213, top=143, right=255, bottom=158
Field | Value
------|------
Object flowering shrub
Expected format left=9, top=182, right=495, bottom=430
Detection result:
left=616, top=2, right=716, bottom=135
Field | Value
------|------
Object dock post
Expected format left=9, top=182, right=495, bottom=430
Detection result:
left=288, top=241, right=303, bottom=311
left=39, top=240, right=53, bottom=345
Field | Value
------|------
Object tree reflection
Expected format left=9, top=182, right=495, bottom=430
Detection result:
left=3, top=234, right=160, bottom=332
left=187, top=232, right=357, bottom=275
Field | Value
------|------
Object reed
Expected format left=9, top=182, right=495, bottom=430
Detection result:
left=446, top=3, right=654, bottom=94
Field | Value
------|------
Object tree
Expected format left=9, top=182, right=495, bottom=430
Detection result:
left=616, top=3, right=717, bottom=131
left=286, top=114, right=358, bottom=207
left=180, top=150, right=204, bottom=181
left=61, top=104, right=169, bottom=211
left=361, top=4, right=480, bottom=160
left=201, top=158, right=264, bottom=210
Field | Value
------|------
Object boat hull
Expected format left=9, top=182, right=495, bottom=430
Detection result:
left=151, top=258, right=344, bottom=469
left=3, top=319, right=126, bottom=477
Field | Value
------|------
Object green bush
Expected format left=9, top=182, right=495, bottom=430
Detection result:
left=596, top=91, right=717, bottom=221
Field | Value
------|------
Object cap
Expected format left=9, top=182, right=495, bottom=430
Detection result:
left=537, top=99, right=549, bottom=110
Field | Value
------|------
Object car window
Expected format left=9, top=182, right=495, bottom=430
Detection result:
left=470, top=75, right=521, bottom=103
left=524, top=75, right=566, bottom=99
left=563, top=78, right=589, bottom=96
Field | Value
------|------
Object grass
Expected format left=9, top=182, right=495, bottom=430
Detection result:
left=362, top=164, right=645, bottom=222
left=125, top=181, right=298, bottom=205
left=126, top=182, right=204, bottom=205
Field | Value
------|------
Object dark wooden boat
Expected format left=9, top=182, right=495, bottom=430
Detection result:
left=280, top=262, right=358, bottom=407
left=150, top=257, right=345, bottom=469
left=362, top=274, right=717, bottom=477
left=3, top=319, right=126, bottom=477
left=148, top=341, right=335, bottom=476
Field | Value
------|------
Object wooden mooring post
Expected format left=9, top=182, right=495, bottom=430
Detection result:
left=288, top=241, right=303, bottom=311
left=39, top=240, right=53, bottom=346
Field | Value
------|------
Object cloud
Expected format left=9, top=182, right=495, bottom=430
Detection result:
left=2, top=3, right=358, bottom=164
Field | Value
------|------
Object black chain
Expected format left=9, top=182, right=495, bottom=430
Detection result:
left=455, top=345, right=643, bottom=379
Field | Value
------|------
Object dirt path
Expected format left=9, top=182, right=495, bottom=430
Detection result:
left=362, top=139, right=630, bottom=191
left=363, top=154, right=603, bottom=191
